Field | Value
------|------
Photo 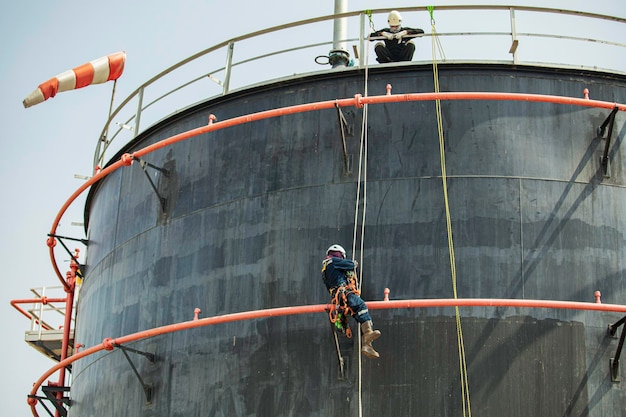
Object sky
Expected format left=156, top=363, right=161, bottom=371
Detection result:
left=1, top=1, right=624, bottom=415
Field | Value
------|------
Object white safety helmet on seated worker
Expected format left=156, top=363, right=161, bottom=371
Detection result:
left=327, top=244, right=346, bottom=258
left=388, top=10, right=402, bottom=27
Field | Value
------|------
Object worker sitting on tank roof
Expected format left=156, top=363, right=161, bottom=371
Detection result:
left=321, top=244, right=382, bottom=359
left=369, top=10, right=424, bottom=63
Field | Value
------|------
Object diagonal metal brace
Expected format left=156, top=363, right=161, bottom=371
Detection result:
left=598, top=106, right=619, bottom=178
left=335, top=103, right=352, bottom=174
left=608, top=315, right=626, bottom=337
left=133, top=156, right=170, bottom=212
left=113, top=343, right=155, bottom=402
left=37, top=385, right=71, bottom=417
left=29, top=394, right=63, bottom=417
left=47, top=233, right=86, bottom=278
left=607, top=314, right=626, bottom=382
left=47, top=233, right=89, bottom=246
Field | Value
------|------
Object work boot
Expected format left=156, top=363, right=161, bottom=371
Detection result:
left=361, top=321, right=381, bottom=359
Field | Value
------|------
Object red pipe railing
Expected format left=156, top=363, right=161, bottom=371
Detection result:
left=10, top=298, right=68, bottom=331
left=27, top=297, right=626, bottom=416
left=30, top=90, right=625, bottom=416
left=46, top=90, right=626, bottom=287
left=55, top=266, right=78, bottom=413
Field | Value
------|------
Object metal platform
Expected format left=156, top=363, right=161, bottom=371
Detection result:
left=25, top=329, right=74, bottom=362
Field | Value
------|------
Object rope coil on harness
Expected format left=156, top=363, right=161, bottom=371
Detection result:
left=327, top=271, right=360, bottom=338
left=430, top=6, right=472, bottom=417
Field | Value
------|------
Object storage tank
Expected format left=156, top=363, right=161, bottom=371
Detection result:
left=16, top=6, right=626, bottom=417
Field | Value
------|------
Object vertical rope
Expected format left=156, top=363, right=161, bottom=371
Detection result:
left=428, top=6, right=472, bottom=417
left=352, top=17, right=373, bottom=417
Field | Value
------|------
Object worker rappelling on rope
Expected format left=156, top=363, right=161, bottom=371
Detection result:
left=322, top=244, right=382, bottom=359
left=369, top=10, right=424, bottom=63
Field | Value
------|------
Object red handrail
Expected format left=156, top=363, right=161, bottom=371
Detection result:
left=46, top=91, right=626, bottom=287
left=27, top=297, right=626, bottom=416
left=32, top=90, right=625, bottom=416
left=10, top=298, right=68, bottom=331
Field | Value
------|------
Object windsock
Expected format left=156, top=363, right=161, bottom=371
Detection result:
left=23, top=51, right=126, bottom=108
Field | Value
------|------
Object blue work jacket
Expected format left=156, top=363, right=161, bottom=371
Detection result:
left=321, top=257, right=356, bottom=290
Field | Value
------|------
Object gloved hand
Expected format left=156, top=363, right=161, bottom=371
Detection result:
left=353, top=260, right=359, bottom=269
left=394, top=30, right=408, bottom=40
left=381, top=31, right=394, bottom=40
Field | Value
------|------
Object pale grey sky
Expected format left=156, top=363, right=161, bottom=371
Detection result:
left=1, top=1, right=624, bottom=415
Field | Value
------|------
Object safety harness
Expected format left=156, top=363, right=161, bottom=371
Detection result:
left=327, top=271, right=360, bottom=338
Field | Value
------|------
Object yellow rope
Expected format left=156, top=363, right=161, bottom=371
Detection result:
left=429, top=8, right=472, bottom=417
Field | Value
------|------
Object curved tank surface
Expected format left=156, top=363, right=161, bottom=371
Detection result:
left=71, top=63, right=626, bottom=416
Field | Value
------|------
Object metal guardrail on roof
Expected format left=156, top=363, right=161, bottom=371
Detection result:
left=93, top=5, right=626, bottom=170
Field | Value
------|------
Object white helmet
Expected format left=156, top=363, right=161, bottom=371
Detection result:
left=326, top=244, right=346, bottom=258
left=388, top=10, right=402, bottom=26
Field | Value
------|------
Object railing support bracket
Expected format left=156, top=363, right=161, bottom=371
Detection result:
left=598, top=106, right=619, bottom=178
left=133, top=156, right=170, bottom=213
left=113, top=343, right=155, bottom=403
left=335, top=103, right=353, bottom=174
left=607, top=315, right=626, bottom=382
left=30, top=385, right=71, bottom=417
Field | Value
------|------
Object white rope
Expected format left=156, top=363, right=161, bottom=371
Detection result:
left=352, top=29, right=372, bottom=417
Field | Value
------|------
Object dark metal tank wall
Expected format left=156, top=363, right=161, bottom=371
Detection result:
left=71, top=64, right=626, bottom=417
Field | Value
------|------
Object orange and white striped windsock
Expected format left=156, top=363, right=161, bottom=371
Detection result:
left=22, top=51, right=126, bottom=108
